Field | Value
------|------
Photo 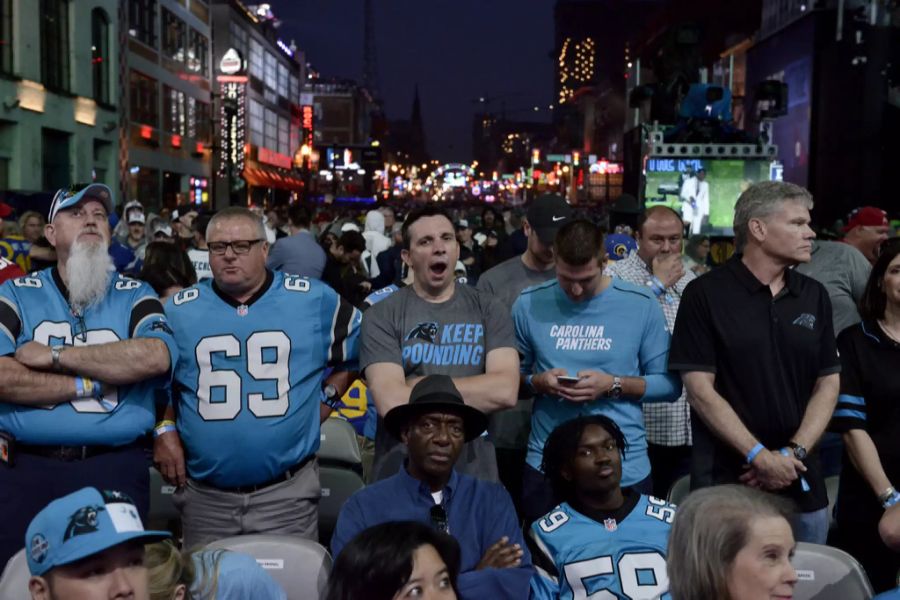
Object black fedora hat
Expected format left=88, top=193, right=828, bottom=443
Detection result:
left=384, top=375, right=488, bottom=442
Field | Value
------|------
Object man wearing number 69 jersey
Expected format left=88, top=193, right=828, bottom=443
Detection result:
left=528, top=416, right=674, bottom=600
left=161, top=207, right=360, bottom=549
left=0, top=183, right=178, bottom=568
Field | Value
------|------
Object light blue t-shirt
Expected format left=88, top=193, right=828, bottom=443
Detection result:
left=512, top=279, right=680, bottom=485
left=165, top=271, right=361, bottom=487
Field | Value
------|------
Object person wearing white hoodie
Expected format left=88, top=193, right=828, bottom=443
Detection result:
left=363, top=209, right=391, bottom=279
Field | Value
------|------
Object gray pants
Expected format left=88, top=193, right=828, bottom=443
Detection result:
left=174, top=458, right=320, bottom=550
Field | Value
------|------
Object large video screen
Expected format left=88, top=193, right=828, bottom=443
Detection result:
left=643, top=158, right=778, bottom=235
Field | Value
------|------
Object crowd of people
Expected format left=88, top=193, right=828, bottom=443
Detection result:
left=0, top=180, right=898, bottom=600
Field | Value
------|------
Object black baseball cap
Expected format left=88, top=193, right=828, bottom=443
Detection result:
left=526, top=194, right=574, bottom=244
left=384, top=375, right=488, bottom=442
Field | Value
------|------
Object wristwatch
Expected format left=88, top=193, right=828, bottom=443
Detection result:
left=606, top=376, right=623, bottom=399
left=788, top=442, right=808, bottom=461
left=321, top=384, right=341, bottom=409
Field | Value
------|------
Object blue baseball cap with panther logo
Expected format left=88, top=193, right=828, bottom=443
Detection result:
left=25, top=487, right=169, bottom=576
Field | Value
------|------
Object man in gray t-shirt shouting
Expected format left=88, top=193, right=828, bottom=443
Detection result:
left=361, top=205, right=520, bottom=481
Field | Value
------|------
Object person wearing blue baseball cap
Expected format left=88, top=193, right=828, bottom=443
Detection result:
left=0, top=183, right=179, bottom=567
left=25, top=487, right=169, bottom=600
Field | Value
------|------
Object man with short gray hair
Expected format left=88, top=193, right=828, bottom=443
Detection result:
left=158, top=206, right=361, bottom=547
left=670, top=181, right=840, bottom=544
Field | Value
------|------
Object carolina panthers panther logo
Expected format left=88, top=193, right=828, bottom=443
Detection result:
left=405, top=322, right=439, bottom=343
left=792, top=313, right=816, bottom=331
left=63, top=506, right=104, bottom=541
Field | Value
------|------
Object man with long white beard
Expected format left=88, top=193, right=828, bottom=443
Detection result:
left=0, top=183, right=178, bottom=568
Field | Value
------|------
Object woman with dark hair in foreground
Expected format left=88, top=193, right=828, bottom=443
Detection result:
left=326, top=521, right=461, bottom=600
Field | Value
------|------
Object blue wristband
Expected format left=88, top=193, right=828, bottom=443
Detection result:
left=526, top=374, right=535, bottom=391
left=746, top=443, right=765, bottom=464
left=74, top=377, right=85, bottom=398
left=153, top=424, right=177, bottom=439
left=884, top=491, right=900, bottom=509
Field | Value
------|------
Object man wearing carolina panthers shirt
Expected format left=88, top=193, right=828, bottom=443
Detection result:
left=361, top=205, right=520, bottom=482
left=513, top=220, right=681, bottom=523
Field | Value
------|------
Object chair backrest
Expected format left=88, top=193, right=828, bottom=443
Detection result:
left=319, top=418, right=362, bottom=468
left=792, top=542, right=874, bottom=600
left=147, top=467, right=179, bottom=531
left=824, top=475, right=839, bottom=528
left=0, top=549, right=30, bottom=600
left=205, top=535, right=332, bottom=600
left=666, top=474, right=691, bottom=505
left=318, top=466, right=365, bottom=546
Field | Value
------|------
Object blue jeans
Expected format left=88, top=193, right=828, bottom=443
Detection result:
left=790, top=507, right=829, bottom=544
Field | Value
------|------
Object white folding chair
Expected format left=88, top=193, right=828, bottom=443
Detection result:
left=147, top=467, right=180, bottom=532
left=318, top=466, right=365, bottom=546
left=319, top=418, right=362, bottom=471
left=792, top=542, right=874, bottom=600
left=205, top=535, right=332, bottom=600
left=0, top=549, right=30, bottom=600
left=666, top=474, right=691, bottom=505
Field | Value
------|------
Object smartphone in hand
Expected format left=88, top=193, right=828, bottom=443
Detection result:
left=556, top=375, right=581, bottom=387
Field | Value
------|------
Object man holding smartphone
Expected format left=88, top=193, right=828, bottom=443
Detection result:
left=512, top=220, right=682, bottom=523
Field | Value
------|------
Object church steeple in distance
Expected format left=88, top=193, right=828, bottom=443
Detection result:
left=409, top=84, right=428, bottom=164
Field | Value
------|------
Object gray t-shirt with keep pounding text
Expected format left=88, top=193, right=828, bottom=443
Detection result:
left=360, top=283, right=516, bottom=377
left=360, top=283, right=517, bottom=481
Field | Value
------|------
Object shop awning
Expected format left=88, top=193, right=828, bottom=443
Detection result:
left=243, top=166, right=305, bottom=192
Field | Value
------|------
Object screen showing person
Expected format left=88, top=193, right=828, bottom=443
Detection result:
left=644, top=158, right=777, bottom=235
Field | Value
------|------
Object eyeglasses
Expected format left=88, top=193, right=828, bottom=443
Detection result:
left=430, top=505, right=449, bottom=534
left=207, top=239, right=265, bottom=255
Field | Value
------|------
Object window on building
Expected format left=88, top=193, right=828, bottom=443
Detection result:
left=264, top=108, right=278, bottom=152
left=0, top=0, right=13, bottom=75
left=264, top=52, right=277, bottom=91
left=289, top=74, right=299, bottom=104
left=187, top=96, right=196, bottom=138
left=129, top=70, right=158, bottom=126
left=249, top=37, right=263, bottom=80
left=161, top=8, right=185, bottom=63
left=42, top=128, right=71, bottom=191
left=248, top=98, right=264, bottom=147
left=195, top=99, right=210, bottom=142
left=91, top=8, right=110, bottom=104
left=163, top=85, right=185, bottom=135
left=278, top=115, right=290, bottom=156
left=40, top=0, right=70, bottom=92
left=128, top=0, right=156, bottom=47
left=229, top=22, right=247, bottom=61
left=277, top=63, right=288, bottom=99
left=187, top=28, right=208, bottom=77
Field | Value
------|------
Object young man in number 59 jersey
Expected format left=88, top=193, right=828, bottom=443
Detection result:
left=160, top=207, right=361, bottom=549
left=528, top=415, right=675, bottom=600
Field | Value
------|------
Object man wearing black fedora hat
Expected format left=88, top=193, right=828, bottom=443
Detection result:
left=331, top=375, right=533, bottom=600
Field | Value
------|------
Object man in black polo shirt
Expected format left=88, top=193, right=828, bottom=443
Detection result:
left=669, top=181, right=840, bottom=544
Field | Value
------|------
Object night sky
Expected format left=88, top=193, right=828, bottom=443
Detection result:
left=273, top=0, right=556, bottom=162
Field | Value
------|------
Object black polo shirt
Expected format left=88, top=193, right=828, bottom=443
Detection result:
left=669, top=255, right=840, bottom=511
left=830, top=321, right=900, bottom=524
